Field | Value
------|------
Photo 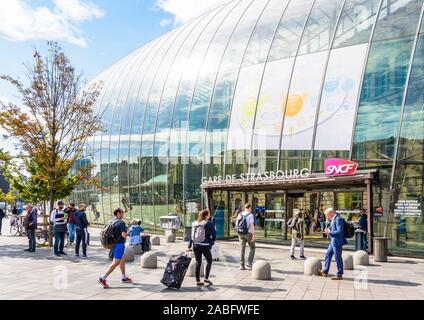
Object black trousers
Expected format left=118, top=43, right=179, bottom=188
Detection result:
left=75, top=227, right=88, bottom=255
left=193, top=244, right=213, bottom=282
left=27, top=228, right=36, bottom=251
left=0, top=217, right=3, bottom=234
left=54, top=231, right=66, bottom=254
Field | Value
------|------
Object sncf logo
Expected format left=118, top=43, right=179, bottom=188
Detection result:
left=325, top=159, right=358, bottom=177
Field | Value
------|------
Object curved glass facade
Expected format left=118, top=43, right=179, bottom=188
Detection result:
left=73, top=0, right=424, bottom=257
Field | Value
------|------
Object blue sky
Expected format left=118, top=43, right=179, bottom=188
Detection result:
left=0, top=0, right=225, bottom=100
left=0, top=0, right=225, bottom=154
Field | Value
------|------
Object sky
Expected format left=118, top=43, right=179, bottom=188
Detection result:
left=0, top=0, right=226, bottom=154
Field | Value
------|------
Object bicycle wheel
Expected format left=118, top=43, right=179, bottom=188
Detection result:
left=35, top=231, right=47, bottom=246
left=10, top=225, right=19, bottom=236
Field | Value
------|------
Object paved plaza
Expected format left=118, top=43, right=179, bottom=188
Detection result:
left=0, top=221, right=424, bottom=300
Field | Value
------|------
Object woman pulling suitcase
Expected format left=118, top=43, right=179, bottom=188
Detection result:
left=188, top=209, right=217, bottom=286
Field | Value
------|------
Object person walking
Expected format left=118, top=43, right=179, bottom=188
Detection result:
left=98, top=208, right=132, bottom=288
left=65, top=203, right=77, bottom=246
left=304, top=210, right=311, bottom=235
left=23, top=203, right=37, bottom=252
left=75, top=203, right=90, bottom=258
left=289, top=211, right=306, bottom=260
left=236, top=203, right=255, bottom=270
left=188, top=209, right=216, bottom=286
left=358, top=208, right=368, bottom=251
left=321, top=208, right=347, bottom=280
left=51, top=201, right=68, bottom=256
left=318, top=208, right=326, bottom=232
left=0, top=207, right=5, bottom=235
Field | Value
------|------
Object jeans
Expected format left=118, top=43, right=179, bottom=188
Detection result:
left=54, top=231, right=66, bottom=254
left=323, top=244, right=344, bottom=276
left=320, top=221, right=325, bottom=231
left=68, top=223, right=75, bottom=243
left=27, top=228, right=36, bottom=251
left=290, top=237, right=304, bottom=256
left=239, top=233, right=255, bottom=266
left=193, top=244, right=212, bottom=282
left=75, top=227, right=88, bottom=256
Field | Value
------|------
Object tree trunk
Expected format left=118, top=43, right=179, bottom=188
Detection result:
left=48, top=192, right=54, bottom=247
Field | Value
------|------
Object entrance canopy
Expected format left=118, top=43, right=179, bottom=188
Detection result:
left=201, top=169, right=378, bottom=192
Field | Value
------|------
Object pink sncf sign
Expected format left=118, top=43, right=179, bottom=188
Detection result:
left=324, top=159, right=359, bottom=177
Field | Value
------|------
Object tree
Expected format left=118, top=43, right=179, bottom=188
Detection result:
left=0, top=42, right=103, bottom=214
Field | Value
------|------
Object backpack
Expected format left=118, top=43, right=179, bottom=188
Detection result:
left=100, top=220, right=119, bottom=249
left=192, top=221, right=207, bottom=244
left=344, top=220, right=355, bottom=238
left=287, top=217, right=294, bottom=229
left=236, top=213, right=250, bottom=235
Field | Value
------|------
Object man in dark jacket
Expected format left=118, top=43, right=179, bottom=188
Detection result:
left=0, top=207, right=5, bottom=235
left=23, top=203, right=37, bottom=252
left=358, top=208, right=368, bottom=250
left=74, top=203, right=90, bottom=258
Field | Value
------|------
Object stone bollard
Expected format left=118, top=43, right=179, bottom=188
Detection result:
left=151, top=235, right=160, bottom=246
left=140, top=252, right=158, bottom=269
left=124, top=246, right=135, bottom=262
left=186, top=258, right=204, bottom=277
left=132, top=244, right=143, bottom=255
left=353, top=250, right=369, bottom=266
left=166, top=233, right=176, bottom=243
left=252, top=260, right=271, bottom=280
left=342, top=253, right=354, bottom=270
left=304, top=257, right=322, bottom=276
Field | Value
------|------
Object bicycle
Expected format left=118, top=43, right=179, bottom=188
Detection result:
left=35, top=227, right=69, bottom=247
left=10, top=215, right=27, bottom=237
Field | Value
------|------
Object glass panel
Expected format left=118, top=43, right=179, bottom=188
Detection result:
left=219, top=0, right=269, bottom=72
left=352, top=37, right=415, bottom=162
left=333, top=0, right=380, bottom=48
left=281, top=50, right=328, bottom=151
left=312, top=44, right=369, bottom=171
left=268, top=0, right=315, bottom=61
left=390, top=33, right=424, bottom=257
left=297, top=0, right=344, bottom=56
left=373, top=0, right=424, bottom=42
left=243, top=0, right=289, bottom=66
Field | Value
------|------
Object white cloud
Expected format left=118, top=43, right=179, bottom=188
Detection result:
left=160, top=18, right=172, bottom=27
left=155, top=0, right=227, bottom=26
left=0, top=0, right=105, bottom=48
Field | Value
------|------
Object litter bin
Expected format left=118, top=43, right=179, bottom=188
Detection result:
left=374, top=237, right=389, bottom=262
left=355, top=229, right=366, bottom=251
left=184, top=227, right=192, bottom=242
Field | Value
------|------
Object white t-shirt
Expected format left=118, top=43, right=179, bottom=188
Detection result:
left=237, top=211, right=254, bottom=235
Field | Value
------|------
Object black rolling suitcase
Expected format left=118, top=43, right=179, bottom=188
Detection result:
left=141, top=234, right=151, bottom=252
left=160, top=252, right=192, bottom=289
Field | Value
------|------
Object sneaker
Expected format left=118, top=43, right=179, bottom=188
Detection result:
left=332, top=275, right=343, bottom=280
left=98, top=278, right=110, bottom=289
left=290, top=255, right=296, bottom=260
left=300, top=255, right=307, bottom=259
left=82, top=255, right=88, bottom=259
left=59, top=252, right=67, bottom=255
left=121, top=277, right=133, bottom=283
left=54, top=253, right=61, bottom=257
left=246, top=264, right=253, bottom=269
left=196, top=281, right=204, bottom=286
left=240, top=265, right=246, bottom=270
left=320, top=271, right=328, bottom=277
left=24, top=249, right=30, bottom=252
left=204, top=279, right=213, bottom=286
left=75, top=254, right=80, bottom=257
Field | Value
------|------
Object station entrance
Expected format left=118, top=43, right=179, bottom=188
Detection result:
left=202, top=170, right=377, bottom=252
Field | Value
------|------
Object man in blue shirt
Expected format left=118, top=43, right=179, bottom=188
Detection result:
left=358, top=208, right=368, bottom=250
left=98, top=208, right=132, bottom=288
left=321, top=208, right=347, bottom=280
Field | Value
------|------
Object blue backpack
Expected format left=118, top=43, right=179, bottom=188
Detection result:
left=236, top=213, right=250, bottom=235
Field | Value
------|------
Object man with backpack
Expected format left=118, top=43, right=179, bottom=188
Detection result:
left=321, top=208, right=348, bottom=280
left=236, top=203, right=255, bottom=270
left=288, top=211, right=306, bottom=260
left=98, top=208, right=132, bottom=288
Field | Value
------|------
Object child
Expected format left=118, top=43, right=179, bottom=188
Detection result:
left=128, top=219, right=144, bottom=246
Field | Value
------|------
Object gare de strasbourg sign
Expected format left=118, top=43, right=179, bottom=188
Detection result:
left=201, top=159, right=359, bottom=184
